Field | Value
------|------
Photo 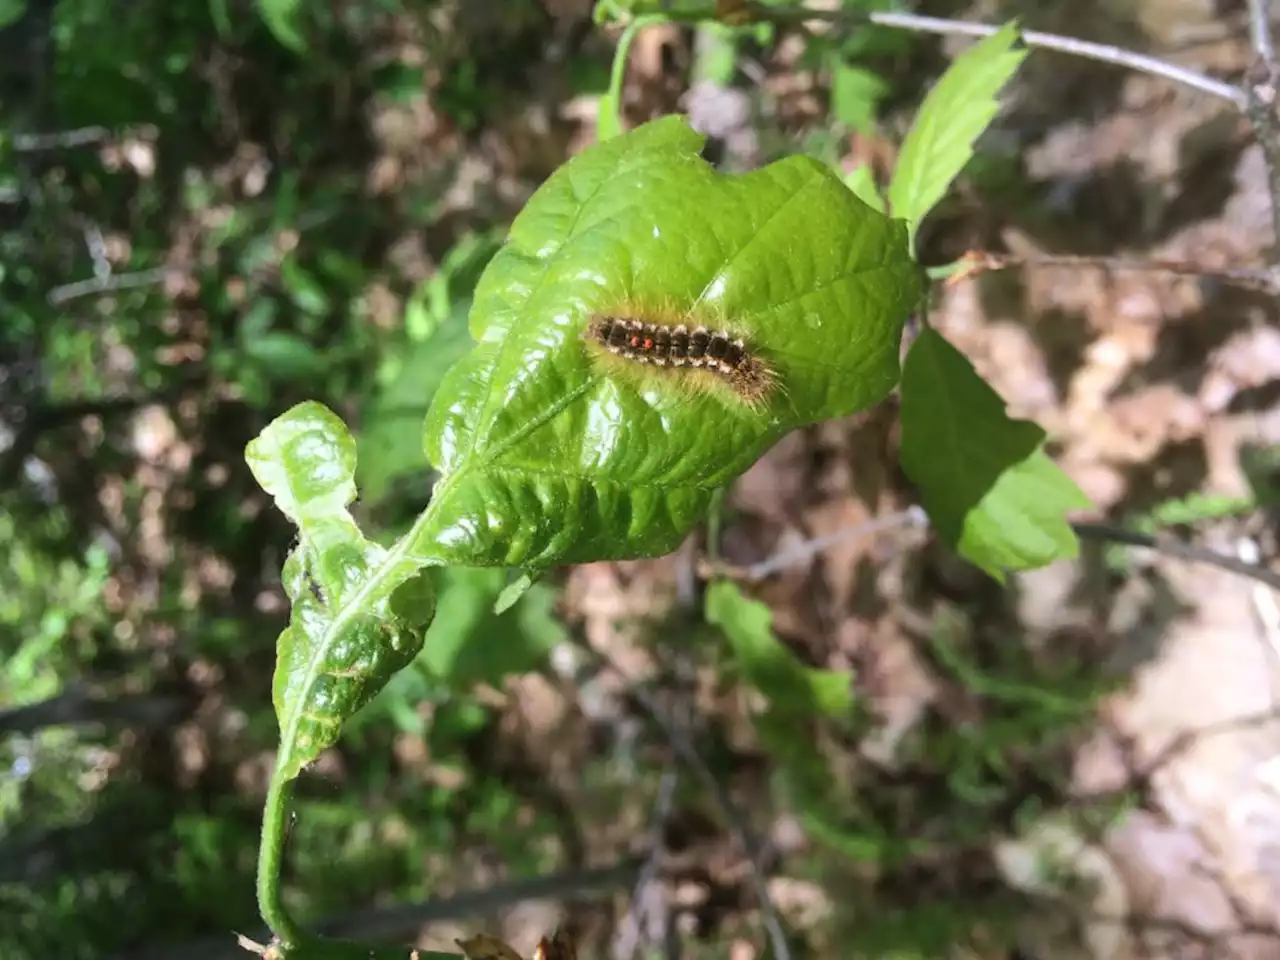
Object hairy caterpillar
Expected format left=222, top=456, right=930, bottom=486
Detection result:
left=583, top=314, right=778, bottom=411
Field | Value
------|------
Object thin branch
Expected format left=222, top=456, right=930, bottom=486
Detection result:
left=12, top=126, right=111, bottom=151
left=942, top=250, right=1280, bottom=296
left=651, top=3, right=1246, bottom=106
left=1244, top=0, right=1280, bottom=261
left=701, top=507, right=928, bottom=583
left=47, top=266, right=180, bottom=306
left=612, top=764, right=678, bottom=960
left=1250, top=0, right=1276, bottom=65
left=1070, top=522, right=1280, bottom=591
left=703, top=508, right=1280, bottom=593
left=864, top=11, right=1245, bottom=107
left=122, top=861, right=642, bottom=960
left=571, top=638, right=791, bottom=960
left=0, top=689, right=186, bottom=737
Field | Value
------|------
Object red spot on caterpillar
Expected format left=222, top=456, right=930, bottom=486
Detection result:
left=583, top=314, right=778, bottom=411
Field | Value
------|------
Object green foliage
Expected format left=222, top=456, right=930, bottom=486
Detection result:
left=888, top=22, right=1028, bottom=248
left=246, top=403, right=437, bottom=782
left=900, top=329, right=1091, bottom=582
left=417, top=115, right=924, bottom=567
left=705, top=581, right=852, bottom=719
left=418, top=568, right=564, bottom=688
left=255, top=0, right=307, bottom=52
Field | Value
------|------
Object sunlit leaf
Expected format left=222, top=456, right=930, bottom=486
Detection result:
left=888, top=21, right=1026, bottom=247
left=415, top=116, right=924, bottom=568
left=899, top=328, right=1091, bottom=581
left=245, top=403, right=436, bottom=780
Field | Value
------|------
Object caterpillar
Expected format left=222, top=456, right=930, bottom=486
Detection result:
left=583, top=315, right=778, bottom=411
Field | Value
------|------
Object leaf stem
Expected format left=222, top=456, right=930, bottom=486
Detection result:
left=257, top=771, right=306, bottom=949
left=602, top=14, right=668, bottom=140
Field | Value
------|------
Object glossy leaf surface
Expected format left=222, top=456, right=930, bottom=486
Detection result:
left=417, top=116, right=924, bottom=568
left=246, top=402, right=436, bottom=780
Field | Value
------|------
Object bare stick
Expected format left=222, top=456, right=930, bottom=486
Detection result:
left=122, top=861, right=642, bottom=960
left=612, top=764, right=679, bottom=960
left=1250, top=0, right=1276, bottom=65
left=703, top=507, right=928, bottom=583
left=944, top=250, right=1280, bottom=295
left=48, top=266, right=180, bottom=306
left=1245, top=0, right=1280, bottom=262
left=13, top=126, right=111, bottom=151
left=1071, top=522, right=1280, bottom=591
left=656, top=3, right=1246, bottom=106
left=704, top=509, right=1280, bottom=593
left=571, top=638, right=792, bottom=960
left=863, top=11, right=1244, bottom=107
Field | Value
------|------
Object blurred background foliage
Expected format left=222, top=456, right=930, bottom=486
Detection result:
left=1, top=0, right=1134, bottom=958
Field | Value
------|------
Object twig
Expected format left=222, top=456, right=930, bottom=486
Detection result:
left=648, top=3, right=1247, bottom=106
left=944, top=250, right=1280, bottom=295
left=12, top=126, right=111, bottom=151
left=47, top=266, right=179, bottom=306
left=864, top=11, right=1245, bottom=107
left=0, top=689, right=186, bottom=737
left=1250, top=0, right=1276, bottom=66
left=701, top=508, right=1280, bottom=593
left=702, top=507, right=928, bottom=583
left=612, top=764, right=679, bottom=960
left=571, top=638, right=791, bottom=960
left=121, top=861, right=642, bottom=960
left=1070, top=522, right=1280, bottom=591
left=1245, top=0, right=1280, bottom=261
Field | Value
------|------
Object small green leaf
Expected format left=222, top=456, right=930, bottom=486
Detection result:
left=281, top=258, right=331, bottom=315
left=494, top=570, right=541, bottom=615
left=705, top=580, right=852, bottom=719
left=416, top=116, right=924, bottom=568
left=888, top=21, right=1027, bottom=247
left=243, top=332, right=327, bottom=381
left=420, top=568, right=563, bottom=688
left=900, top=329, right=1091, bottom=581
left=256, top=0, right=306, bottom=52
left=0, top=0, right=27, bottom=29
left=246, top=403, right=436, bottom=781
left=843, top=165, right=885, bottom=214
left=830, top=62, right=888, bottom=133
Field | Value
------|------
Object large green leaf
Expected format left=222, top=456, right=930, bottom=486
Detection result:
left=899, top=329, right=1091, bottom=581
left=888, top=21, right=1027, bottom=247
left=246, top=403, right=436, bottom=780
left=416, top=116, right=924, bottom=568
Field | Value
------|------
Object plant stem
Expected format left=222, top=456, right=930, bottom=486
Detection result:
left=257, top=771, right=306, bottom=949
left=620, top=2, right=1245, bottom=106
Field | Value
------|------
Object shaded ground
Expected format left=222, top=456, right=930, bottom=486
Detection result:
left=7, top=1, right=1280, bottom=958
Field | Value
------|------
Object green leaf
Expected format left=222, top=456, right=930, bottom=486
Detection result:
left=357, top=302, right=475, bottom=502
left=419, top=567, right=564, bottom=688
left=416, top=116, right=924, bottom=568
left=899, top=329, right=1091, bottom=581
left=256, top=0, right=306, bottom=52
left=493, top=570, right=541, bottom=615
left=246, top=403, right=436, bottom=781
left=243, top=332, right=328, bottom=381
left=830, top=62, right=888, bottom=133
left=888, top=21, right=1026, bottom=247
left=0, top=0, right=27, bottom=29
left=705, top=580, right=852, bottom=719
left=843, top=165, right=885, bottom=214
